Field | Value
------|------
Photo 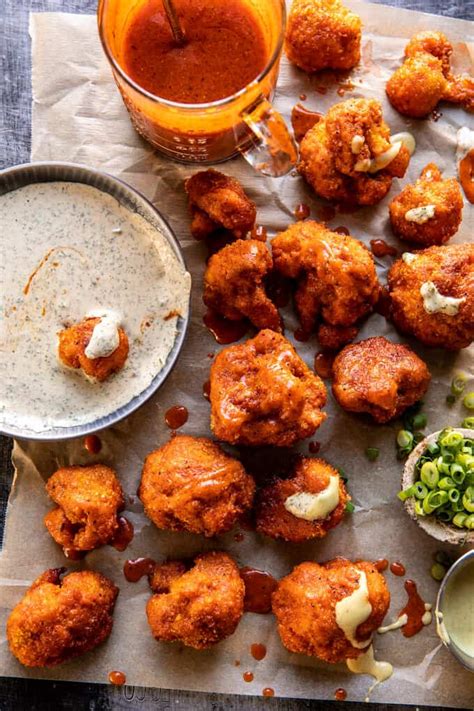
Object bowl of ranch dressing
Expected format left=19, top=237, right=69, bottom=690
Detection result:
left=435, top=549, right=474, bottom=672
left=0, top=162, right=191, bottom=439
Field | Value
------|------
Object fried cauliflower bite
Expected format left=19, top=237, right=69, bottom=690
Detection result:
left=44, top=465, right=125, bottom=553
left=285, top=0, right=362, bottom=73
left=7, top=569, right=118, bottom=667
left=146, top=552, right=244, bottom=649
left=389, top=164, right=464, bottom=246
left=138, top=435, right=255, bottom=537
left=386, top=53, right=447, bottom=118
left=332, top=336, right=431, bottom=423
left=58, top=317, right=129, bottom=382
left=388, top=244, right=474, bottom=350
left=272, top=221, right=380, bottom=334
left=210, top=329, right=327, bottom=447
left=185, top=170, right=257, bottom=240
left=272, top=558, right=390, bottom=663
left=299, top=99, right=411, bottom=205
left=387, top=31, right=474, bottom=118
left=203, top=240, right=281, bottom=331
left=256, top=457, right=349, bottom=543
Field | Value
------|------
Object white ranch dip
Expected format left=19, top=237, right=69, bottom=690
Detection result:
left=284, top=474, right=340, bottom=521
left=0, top=182, right=191, bottom=433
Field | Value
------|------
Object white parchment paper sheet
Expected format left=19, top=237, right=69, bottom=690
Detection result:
left=0, top=1, right=473, bottom=705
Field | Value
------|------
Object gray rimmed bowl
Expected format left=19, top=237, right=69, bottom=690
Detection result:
left=401, top=428, right=474, bottom=546
left=0, top=161, right=191, bottom=440
left=435, top=549, right=474, bottom=672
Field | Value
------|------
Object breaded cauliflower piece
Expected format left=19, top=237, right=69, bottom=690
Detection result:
left=203, top=239, right=281, bottom=331
left=386, top=31, right=474, bottom=117
left=386, top=52, right=447, bottom=118
left=7, top=569, right=118, bottom=667
left=44, top=464, right=125, bottom=553
left=332, top=336, right=431, bottom=423
left=272, top=558, right=390, bottom=663
left=389, top=164, right=464, bottom=245
left=256, top=457, right=349, bottom=542
left=271, top=221, right=380, bottom=334
left=210, top=329, right=327, bottom=447
left=58, top=317, right=129, bottom=382
left=139, top=435, right=255, bottom=537
left=388, top=244, right=474, bottom=350
left=185, top=170, right=256, bottom=239
left=285, top=0, right=362, bottom=72
left=299, top=99, right=411, bottom=205
left=146, top=552, right=244, bottom=649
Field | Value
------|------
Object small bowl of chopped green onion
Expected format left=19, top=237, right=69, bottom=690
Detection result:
left=399, top=428, right=474, bottom=545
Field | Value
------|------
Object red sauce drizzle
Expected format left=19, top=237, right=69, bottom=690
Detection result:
left=123, top=557, right=155, bottom=583
left=459, top=148, right=474, bottom=204
left=240, top=566, right=278, bottom=614
left=294, top=327, right=311, bottom=342
left=375, top=286, right=391, bottom=319
left=250, top=643, right=267, bottom=661
left=333, top=225, right=350, bottom=235
left=262, top=688, right=275, bottom=697
left=373, top=558, right=389, bottom=572
left=109, top=671, right=126, bottom=686
left=299, top=93, right=307, bottom=101
left=203, top=380, right=211, bottom=401
left=165, top=405, right=189, bottom=430
left=250, top=225, right=268, bottom=242
left=291, top=104, right=323, bottom=142
left=400, top=579, right=428, bottom=638
left=314, top=352, right=335, bottom=379
left=370, top=239, right=398, bottom=258
left=203, top=309, right=248, bottom=344
left=390, top=561, right=406, bottom=576
left=338, top=202, right=358, bottom=214
left=335, top=688, right=347, bottom=701
left=243, top=672, right=254, bottom=682
left=309, top=441, right=321, bottom=454
left=63, top=548, right=86, bottom=561
left=315, top=85, right=328, bottom=94
left=294, top=203, right=311, bottom=221
left=316, top=204, right=337, bottom=222
left=110, top=516, right=134, bottom=552
left=84, top=434, right=102, bottom=454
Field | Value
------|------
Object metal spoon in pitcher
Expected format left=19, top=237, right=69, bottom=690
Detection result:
left=163, top=0, right=186, bottom=45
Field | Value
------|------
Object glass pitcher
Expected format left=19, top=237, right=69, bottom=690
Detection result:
left=98, top=0, right=297, bottom=176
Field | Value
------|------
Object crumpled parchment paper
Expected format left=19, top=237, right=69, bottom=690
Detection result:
left=0, top=1, right=473, bottom=705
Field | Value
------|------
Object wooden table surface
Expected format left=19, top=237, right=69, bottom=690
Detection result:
left=1, top=0, right=472, bottom=708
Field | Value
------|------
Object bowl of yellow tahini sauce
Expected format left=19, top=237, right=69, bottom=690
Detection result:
left=435, top=549, right=474, bottom=672
left=0, top=162, right=191, bottom=439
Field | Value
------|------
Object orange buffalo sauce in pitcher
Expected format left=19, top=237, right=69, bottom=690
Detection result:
left=123, top=0, right=268, bottom=104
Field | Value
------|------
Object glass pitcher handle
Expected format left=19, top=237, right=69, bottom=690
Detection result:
left=240, top=97, right=298, bottom=177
